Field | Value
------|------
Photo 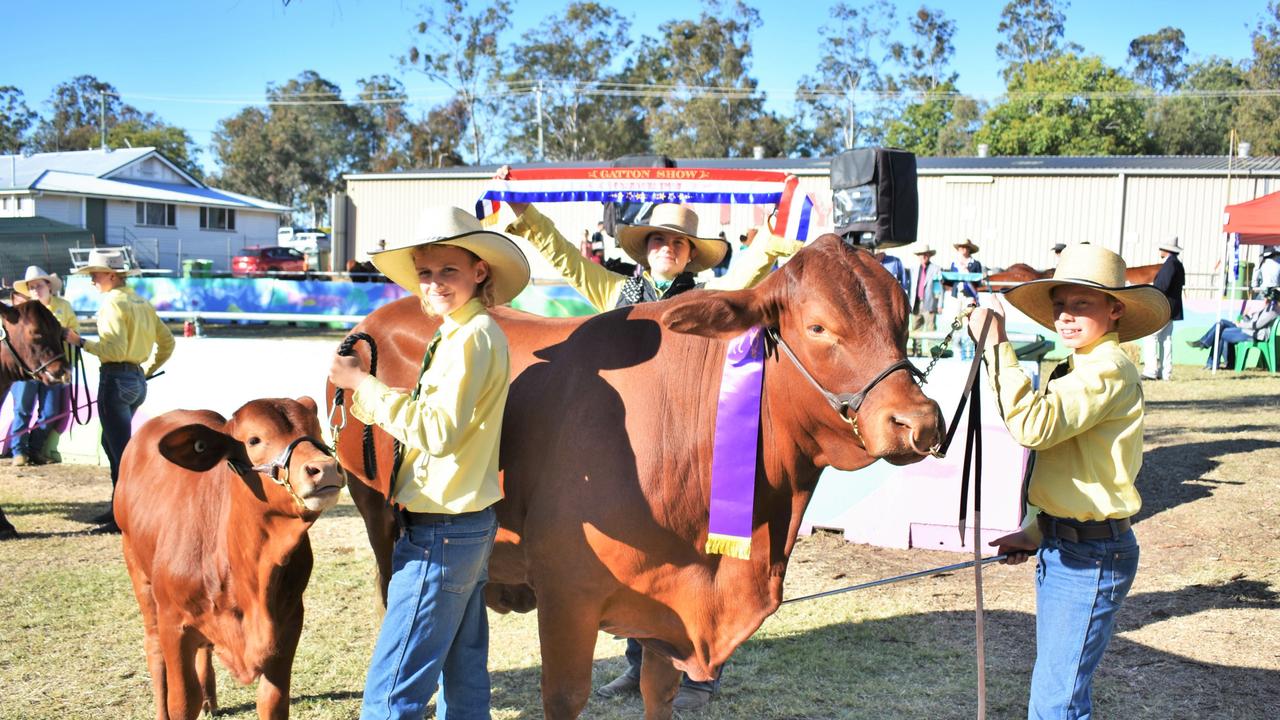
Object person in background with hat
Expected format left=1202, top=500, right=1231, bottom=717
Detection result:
left=1143, top=237, right=1185, bottom=380
left=7, top=266, right=77, bottom=465
left=495, top=166, right=801, bottom=314
left=946, top=238, right=983, bottom=306
left=906, top=244, right=943, bottom=336
left=966, top=244, right=1170, bottom=720
left=1050, top=242, right=1067, bottom=268
left=329, top=206, right=530, bottom=719
left=64, top=250, right=174, bottom=534
left=1253, top=245, right=1280, bottom=298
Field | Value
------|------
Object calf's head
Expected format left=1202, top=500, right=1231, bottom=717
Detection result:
left=663, top=234, right=943, bottom=470
left=0, top=301, right=70, bottom=384
left=159, top=397, right=345, bottom=515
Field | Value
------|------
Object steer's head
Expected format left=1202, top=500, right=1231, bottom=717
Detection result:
left=662, top=234, right=943, bottom=470
left=159, top=397, right=346, bottom=516
left=0, top=301, right=70, bottom=384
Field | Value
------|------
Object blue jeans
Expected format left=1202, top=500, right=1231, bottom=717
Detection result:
left=624, top=638, right=720, bottom=693
left=1194, top=321, right=1251, bottom=367
left=6, top=380, right=65, bottom=456
left=361, top=507, right=498, bottom=720
left=1029, top=529, right=1139, bottom=720
left=98, top=366, right=147, bottom=488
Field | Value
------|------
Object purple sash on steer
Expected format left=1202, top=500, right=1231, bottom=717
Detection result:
left=705, top=326, right=766, bottom=560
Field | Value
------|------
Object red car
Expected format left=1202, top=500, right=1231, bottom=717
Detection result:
left=231, top=246, right=307, bottom=276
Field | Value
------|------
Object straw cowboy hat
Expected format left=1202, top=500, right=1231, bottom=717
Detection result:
left=13, top=265, right=63, bottom=296
left=72, top=249, right=141, bottom=277
left=1158, top=237, right=1183, bottom=254
left=954, top=239, right=980, bottom=253
left=371, top=206, right=530, bottom=306
left=615, top=204, right=728, bottom=273
left=911, top=243, right=937, bottom=256
left=1003, top=244, right=1171, bottom=342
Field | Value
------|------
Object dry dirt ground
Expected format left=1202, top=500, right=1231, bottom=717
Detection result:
left=0, top=367, right=1276, bottom=718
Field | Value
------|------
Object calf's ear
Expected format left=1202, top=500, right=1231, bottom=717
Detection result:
left=295, top=396, right=318, bottom=414
left=0, top=302, right=17, bottom=324
left=159, top=424, right=240, bottom=472
left=661, top=289, right=769, bottom=340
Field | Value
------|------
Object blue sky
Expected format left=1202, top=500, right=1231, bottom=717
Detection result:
left=4, top=0, right=1272, bottom=172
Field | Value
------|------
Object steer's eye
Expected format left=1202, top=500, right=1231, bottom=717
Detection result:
left=247, top=436, right=261, bottom=446
left=807, top=324, right=826, bottom=335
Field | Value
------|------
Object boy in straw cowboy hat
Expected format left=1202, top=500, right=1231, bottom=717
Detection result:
left=7, top=266, right=77, bottom=465
left=328, top=206, right=530, bottom=719
left=967, top=244, right=1170, bottom=720
left=495, top=166, right=802, bottom=313
left=65, top=250, right=175, bottom=534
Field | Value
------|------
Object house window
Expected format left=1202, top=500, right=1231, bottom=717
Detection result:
left=135, top=201, right=176, bottom=227
left=199, top=207, right=236, bottom=231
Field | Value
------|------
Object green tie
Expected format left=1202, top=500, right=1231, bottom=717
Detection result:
left=410, top=330, right=443, bottom=400
left=391, top=329, right=442, bottom=504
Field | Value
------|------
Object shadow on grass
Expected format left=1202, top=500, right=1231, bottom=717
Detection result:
left=476, top=577, right=1279, bottom=719
left=1134, top=437, right=1280, bottom=523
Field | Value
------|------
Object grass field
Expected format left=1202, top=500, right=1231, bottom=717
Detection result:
left=1, top=367, right=1277, bottom=719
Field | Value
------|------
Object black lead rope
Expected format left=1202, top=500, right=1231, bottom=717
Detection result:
left=334, top=332, right=379, bottom=481
left=952, top=315, right=992, bottom=542
left=67, top=345, right=92, bottom=426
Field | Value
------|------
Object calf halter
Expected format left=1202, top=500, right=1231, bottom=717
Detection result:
left=238, top=435, right=333, bottom=510
left=764, top=327, right=926, bottom=447
left=0, top=321, right=65, bottom=382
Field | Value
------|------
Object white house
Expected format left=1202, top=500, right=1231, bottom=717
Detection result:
left=0, top=147, right=290, bottom=273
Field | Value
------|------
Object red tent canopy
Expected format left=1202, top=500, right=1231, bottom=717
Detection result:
left=1223, top=191, right=1280, bottom=245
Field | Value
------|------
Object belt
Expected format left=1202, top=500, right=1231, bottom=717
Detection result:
left=1037, top=514, right=1131, bottom=543
left=101, top=361, right=143, bottom=373
left=401, top=509, right=484, bottom=526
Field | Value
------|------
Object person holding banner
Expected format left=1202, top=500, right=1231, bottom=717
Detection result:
left=494, top=166, right=802, bottom=314
left=494, top=166, right=802, bottom=711
left=968, top=244, right=1170, bottom=720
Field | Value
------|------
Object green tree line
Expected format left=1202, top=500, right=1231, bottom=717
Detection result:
left=4, top=0, right=1280, bottom=220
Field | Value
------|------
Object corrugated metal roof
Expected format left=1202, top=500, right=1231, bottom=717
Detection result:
left=347, top=154, right=1280, bottom=181
left=0, top=148, right=290, bottom=212
left=24, top=172, right=290, bottom=212
left=0, top=215, right=93, bottom=236
left=0, top=147, right=153, bottom=188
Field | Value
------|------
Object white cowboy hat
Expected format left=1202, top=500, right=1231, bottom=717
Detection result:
left=1158, top=237, right=1183, bottom=254
left=1003, top=244, right=1171, bottom=342
left=954, top=239, right=980, bottom=253
left=13, top=265, right=63, bottom=296
left=72, top=249, right=141, bottom=277
left=910, top=243, right=937, bottom=256
left=615, top=204, right=728, bottom=273
left=371, top=206, right=531, bottom=306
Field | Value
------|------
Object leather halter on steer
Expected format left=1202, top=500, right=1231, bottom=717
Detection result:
left=0, top=322, right=65, bottom=382
left=764, top=327, right=927, bottom=447
left=228, top=435, right=333, bottom=510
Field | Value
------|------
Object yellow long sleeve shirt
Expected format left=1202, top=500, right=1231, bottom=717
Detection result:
left=350, top=298, right=508, bottom=514
left=983, top=333, right=1144, bottom=541
left=82, top=287, right=175, bottom=377
left=46, top=296, right=77, bottom=330
left=507, top=205, right=803, bottom=312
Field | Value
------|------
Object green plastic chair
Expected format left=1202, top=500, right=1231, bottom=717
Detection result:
left=1233, top=329, right=1278, bottom=373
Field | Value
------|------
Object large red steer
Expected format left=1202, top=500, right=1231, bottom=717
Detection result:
left=117, top=397, right=345, bottom=720
left=331, top=234, right=945, bottom=719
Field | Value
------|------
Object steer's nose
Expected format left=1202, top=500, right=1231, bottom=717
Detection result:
left=892, top=406, right=945, bottom=457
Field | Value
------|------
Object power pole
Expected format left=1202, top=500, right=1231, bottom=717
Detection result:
left=535, top=80, right=545, bottom=160
left=100, top=91, right=107, bottom=150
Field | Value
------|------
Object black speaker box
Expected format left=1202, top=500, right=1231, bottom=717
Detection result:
left=830, top=148, right=918, bottom=249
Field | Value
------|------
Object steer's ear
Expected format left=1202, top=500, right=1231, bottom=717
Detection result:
left=661, top=289, right=770, bottom=339
left=159, top=424, right=240, bottom=472
left=0, top=302, right=17, bottom=324
left=295, top=396, right=319, bottom=414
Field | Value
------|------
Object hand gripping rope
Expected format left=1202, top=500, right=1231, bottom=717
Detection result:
left=329, top=332, right=379, bottom=481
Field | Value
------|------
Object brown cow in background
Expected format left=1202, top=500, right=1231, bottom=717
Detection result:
left=331, top=234, right=944, bottom=719
left=117, top=398, right=344, bottom=720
